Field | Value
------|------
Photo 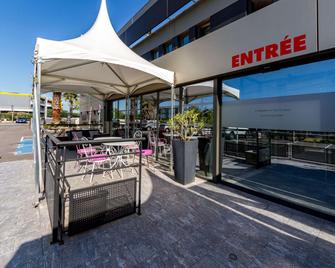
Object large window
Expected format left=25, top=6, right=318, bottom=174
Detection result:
left=198, top=20, right=211, bottom=38
left=152, top=49, right=160, bottom=60
left=179, top=33, right=190, bottom=47
left=221, top=59, right=335, bottom=217
left=164, top=42, right=174, bottom=54
left=248, top=0, right=277, bottom=13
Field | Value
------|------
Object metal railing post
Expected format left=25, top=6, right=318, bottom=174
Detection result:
left=155, top=91, right=160, bottom=161
left=138, top=140, right=142, bottom=215
left=212, top=78, right=222, bottom=182
left=51, top=145, right=61, bottom=244
left=43, top=135, right=49, bottom=194
left=58, top=145, right=67, bottom=244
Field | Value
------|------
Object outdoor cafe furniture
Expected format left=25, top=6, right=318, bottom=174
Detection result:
left=94, top=137, right=122, bottom=141
left=148, top=132, right=170, bottom=157
left=80, top=141, right=114, bottom=183
left=102, top=141, right=138, bottom=173
left=137, top=149, right=154, bottom=170
left=68, top=129, right=108, bottom=140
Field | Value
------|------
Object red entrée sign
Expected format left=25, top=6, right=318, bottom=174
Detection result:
left=232, top=34, right=307, bottom=68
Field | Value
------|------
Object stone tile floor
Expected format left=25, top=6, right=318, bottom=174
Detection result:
left=0, top=160, right=335, bottom=267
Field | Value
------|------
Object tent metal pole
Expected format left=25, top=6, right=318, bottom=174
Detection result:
left=36, top=61, right=43, bottom=193
left=170, top=85, right=175, bottom=172
left=125, top=92, right=130, bottom=138
left=98, top=104, right=102, bottom=132
left=88, top=106, right=92, bottom=129
left=33, top=60, right=43, bottom=194
left=32, top=61, right=39, bottom=195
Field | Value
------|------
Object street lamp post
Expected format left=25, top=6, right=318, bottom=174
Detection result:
left=11, top=105, right=14, bottom=122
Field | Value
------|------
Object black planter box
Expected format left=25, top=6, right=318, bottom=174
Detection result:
left=172, top=139, right=198, bottom=185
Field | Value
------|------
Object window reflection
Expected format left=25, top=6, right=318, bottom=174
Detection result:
left=180, top=34, right=190, bottom=47
left=222, top=59, right=335, bottom=217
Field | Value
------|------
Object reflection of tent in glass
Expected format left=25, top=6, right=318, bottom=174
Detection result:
left=184, top=81, right=240, bottom=100
left=155, top=81, right=240, bottom=104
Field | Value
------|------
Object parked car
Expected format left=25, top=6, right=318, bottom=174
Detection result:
left=16, top=118, right=28, bottom=124
left=144, top=121, right=155, bottom=131
left=159, top=123, right=170, bottom=133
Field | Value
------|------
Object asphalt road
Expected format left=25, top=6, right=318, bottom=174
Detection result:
left=0, top=124, right=33, bottom=163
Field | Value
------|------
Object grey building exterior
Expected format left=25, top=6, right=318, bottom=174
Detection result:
left=0, top=92, right=50, bottom=121
left=104, top=0, right=335, bottom=220
left=0, top=93, right=32, bottom=112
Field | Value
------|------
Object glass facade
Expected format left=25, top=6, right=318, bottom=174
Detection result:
left=221, top=59, right=335, bottom=217
left=180, top=34, right=190, bottom=47
left=164, top=42, right=174, bottom=53
left=104, top=58, right=335, bottom=218
left=184, top=90, right=214, bottom=179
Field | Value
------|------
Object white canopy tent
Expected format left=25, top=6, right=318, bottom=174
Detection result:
left=32, top=0, right=175, bottom=194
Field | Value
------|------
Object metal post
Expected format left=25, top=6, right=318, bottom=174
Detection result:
left=88, top=106, right=92, bottom=129
left=36, top=61, right=43, bottom=192
left=170, top=85, right=175, bottom=172
left=32, top=59, right=43, bottom=194
left=109, top=101, right=113, bottom=135
left=155, top=91, right=160, bottom=161
left=98, top=104, right=102, bottom=132
left=32, top=102, right=39, bottom=194
left=125, top=94, right=130, bottom=138
left=178, top=87, right=184, bottom=114
left=138, top=140, right=142, bottom=215
left=43, top=135, right=49, bottom=193
left=140, top=95, right=143, bottom=130
left=52, top=146, right=61, bottom=244
left=212, top=78, right=222, bottom=183
left=11, top=105, right=14, bottom=122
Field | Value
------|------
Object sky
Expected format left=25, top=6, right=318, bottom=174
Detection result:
left=0, top=0, right=147, bottom=94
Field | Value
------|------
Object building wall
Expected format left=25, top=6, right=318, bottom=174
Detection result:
left=0, top=94, right=32, bottom=112
left=131, top=0, right=317, bottom=86
left=133, top=0, right=238, bottom=56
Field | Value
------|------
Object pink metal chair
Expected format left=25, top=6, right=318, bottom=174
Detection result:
left=74, top=136, right=97, bottom=171
left=148, top=131, right=169, bottom=157
left=80, top=139, right=112, bottom=184
left=137, top=148, right=154, bottom=170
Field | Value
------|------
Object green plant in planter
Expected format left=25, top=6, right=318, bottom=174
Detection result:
left=168, top=109, right=205, bottom=141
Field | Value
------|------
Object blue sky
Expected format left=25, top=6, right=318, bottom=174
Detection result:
left=0, top=0, right=147, bottom=94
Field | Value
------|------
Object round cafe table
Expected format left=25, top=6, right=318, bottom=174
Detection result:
left=102, top=141, right=138, bottom=167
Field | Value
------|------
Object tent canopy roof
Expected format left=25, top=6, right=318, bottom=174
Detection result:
left=35, top=0, right=174, bottom=98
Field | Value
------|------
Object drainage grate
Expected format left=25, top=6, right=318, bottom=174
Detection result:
left=229, top=253, right=238, bottom=261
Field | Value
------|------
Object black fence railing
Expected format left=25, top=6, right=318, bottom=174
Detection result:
left=41, top=134, right=144, bottom=244
left=224, top=140, right=335, bottom=166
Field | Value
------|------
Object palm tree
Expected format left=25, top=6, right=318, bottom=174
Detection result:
left=52, top=92, right=62, bottom=124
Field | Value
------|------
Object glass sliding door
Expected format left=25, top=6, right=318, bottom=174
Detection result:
left=110, top=99, right=126, bottom=137
left=183, top=81, right=214, bottom=179
left=157, top=89, right=179, bottom=166
left=221, top=58, right=335, bottom=217
left=129, top=96, right=141, bottom=136
left=141, top=92, right=159, bottom=154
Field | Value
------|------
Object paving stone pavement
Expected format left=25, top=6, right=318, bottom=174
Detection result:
left=0, top=160, right=335, bottom=268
